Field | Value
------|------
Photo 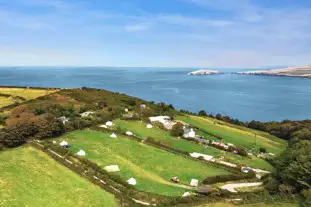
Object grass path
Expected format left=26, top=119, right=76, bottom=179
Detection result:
left=56, top=130, right=232, bottom=196
left=0, top=146, right=118, bottom=207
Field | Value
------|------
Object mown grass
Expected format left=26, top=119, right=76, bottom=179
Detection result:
left=113, top=120, right=274, bottom=171
left=0, top=146, right=118, bottom=207
left=56, top=130, right=233, bottom=196
left=0, top=87, right=57, bottom=100
left=176, top=115, right=287, bottom=155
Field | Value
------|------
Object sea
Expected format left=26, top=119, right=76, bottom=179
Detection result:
left=0, top=66, right=311, bottom=122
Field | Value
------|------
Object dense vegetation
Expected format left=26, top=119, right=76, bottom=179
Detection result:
left=193, top=110, right=311, bottom=205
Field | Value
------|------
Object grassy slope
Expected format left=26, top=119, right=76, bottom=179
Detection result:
left=113, top=120, right=274, bottom=171
left=57, top=130, right=232, bottom=196
left=177, top=115, right=287, bottom=155
left=0, top=87, right=57, bottom=100
left=0, top=96, right=15, bottom=108
left=0, top=146, right=118, bottom=207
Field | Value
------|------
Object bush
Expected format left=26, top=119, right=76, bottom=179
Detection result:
left=198, top=110, right=208, bottom=116
left=170, top=123, right=184, bottom=137
left=259, top=147, right=267, bottom=153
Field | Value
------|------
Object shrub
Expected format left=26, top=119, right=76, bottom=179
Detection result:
left=170, top=123, right=184, bottom=137
left=259, top=147, right=267, bottom=153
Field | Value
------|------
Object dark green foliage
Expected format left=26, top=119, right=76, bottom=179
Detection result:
left=203, top=172, right=256, bottom=184
left=170, top=122, right=184, bottom=137
left=0, top=114, right=8, bottom=125
left=198, top=110, right=208, bottom=116
left=259, top=147, right=267, bottom=153
left=273, top=140, right=311, bottom=193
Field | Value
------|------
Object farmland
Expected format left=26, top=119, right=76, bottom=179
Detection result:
left=0, top=146, right=118, bottom=207
left=55, top=130, right=233, bottom=196
left=176, top=115, right=287, bottom=155
left=113, top=119, right=274, bottom=170
left=0, top=87, right=57, bottom=109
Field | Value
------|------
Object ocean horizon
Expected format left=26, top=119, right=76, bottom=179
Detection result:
left=1, top=66, right=311, bottom=122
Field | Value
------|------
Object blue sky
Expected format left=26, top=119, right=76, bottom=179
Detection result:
left=0, top=0, right=311, bottom=68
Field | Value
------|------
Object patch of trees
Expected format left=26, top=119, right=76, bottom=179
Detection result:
left=203, top=171, right=256, bottom=184
left=170, top=122, right=184, bottom=137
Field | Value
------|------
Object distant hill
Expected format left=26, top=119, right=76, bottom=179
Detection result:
left=236, top=65, right=311, bottom=78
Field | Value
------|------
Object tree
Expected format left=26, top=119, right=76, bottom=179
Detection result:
left=170, top=123, right=184, bottom=137
left=259, top=147, right=267, bottom=153
left=198, top=110, right=208, bottom=116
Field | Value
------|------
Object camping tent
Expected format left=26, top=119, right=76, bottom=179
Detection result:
left=190, top=179, right=199, bottom=187
left=77, top=150, right=86, bottom=156
left=146, top=124, right=153, bottom=128
left=100, top=124, right=108, bottom=128
left=59, top=141, right=68, bottom=147
left=182, top=192, right=191, bottom=197
left=127, top=178, right=137, bottom=185
left=110, top=133, right=117, bottom=138
left=106, top=121, right=113, bottom=126
left=104, top=165, right=120, bottom=172
left=126, top=131, right=133, bottom=136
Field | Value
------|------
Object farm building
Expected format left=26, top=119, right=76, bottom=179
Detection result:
left=149, top=116, right=171, bottom=124
left=183, top=127, right=196, bottom=138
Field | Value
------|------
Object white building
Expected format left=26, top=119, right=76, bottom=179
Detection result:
left=80, top=111, right=94, bottom=117
left=76, top=149, right=86, bottom=156
left=183, top=127, right=196, bottom=138
left=106, top=121, right=113, bottom=126
left=127, top=178, right=137, bottom=185
left=189, top=152, right=214, bottom=161
left=190, top=179, right=199, bottom=187
left=149, top=116, right=171, bottom=125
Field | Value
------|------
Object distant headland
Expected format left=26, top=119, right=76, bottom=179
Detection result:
left=235, top=65, right=311, bottom=79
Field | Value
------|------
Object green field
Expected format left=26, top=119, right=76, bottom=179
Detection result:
left=56, top=130, right=233, bottom=196
left=177, top=115, right=287, bottom=155
left=0, top=146, right=118, bottom=207
left=113, top=120, right=274, bottom=170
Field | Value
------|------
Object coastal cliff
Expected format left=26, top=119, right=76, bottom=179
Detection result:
left=236, top=65, right=311, bottom=78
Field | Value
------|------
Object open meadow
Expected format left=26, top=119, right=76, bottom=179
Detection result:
left=177, top=115, right=287, bottom=155
left=113, top=119, right=274, bottom=170
left=0, top=146, right=118, bottom=207
left=56, top=130, right=234, bottom=196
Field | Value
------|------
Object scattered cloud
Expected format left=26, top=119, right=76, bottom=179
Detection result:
left=124, top=23, right=150, bottom=32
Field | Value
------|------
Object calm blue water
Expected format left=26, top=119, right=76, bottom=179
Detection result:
left=0, top=67, right=311, bottom=122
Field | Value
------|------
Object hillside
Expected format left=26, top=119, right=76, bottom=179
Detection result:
left=0, top=87, right=302, bottom=207
left=0, top=146, right=118, bottom=207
